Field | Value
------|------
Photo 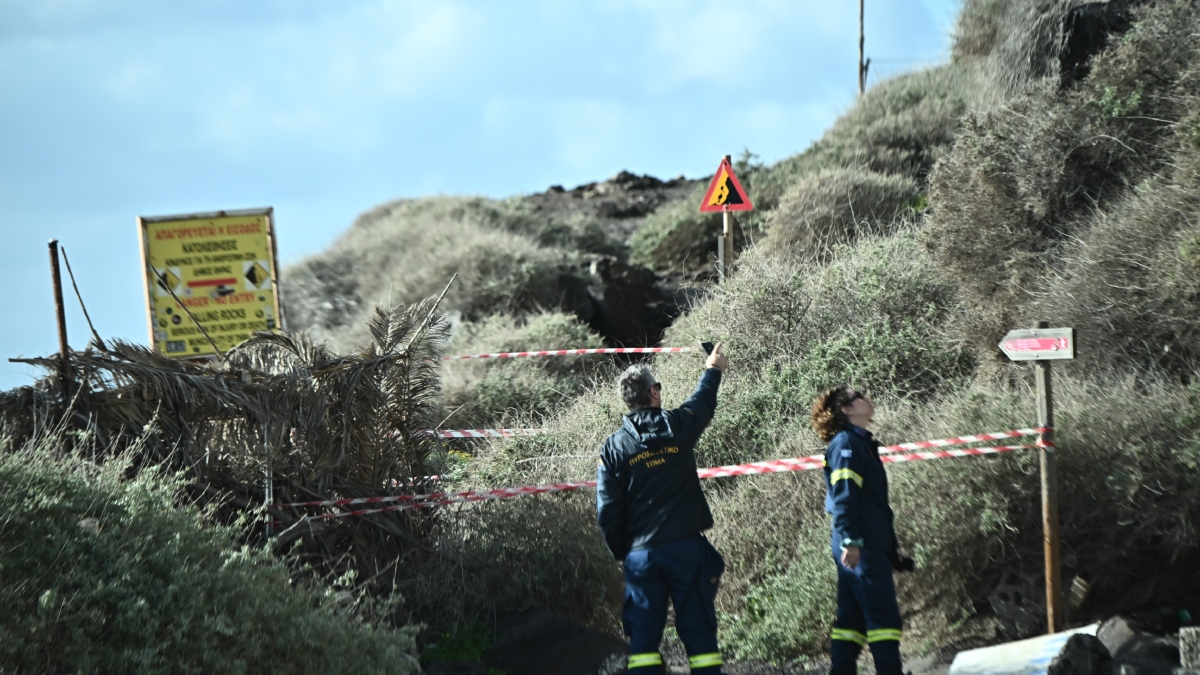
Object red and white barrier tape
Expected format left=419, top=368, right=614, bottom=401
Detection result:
left=286, top=432, right=1043, bottom=519
left=880, top=428, right=1047, bottom=453
left=441, top=347, right=692, bottom=361
left=425, top=428, right=542, bottom=439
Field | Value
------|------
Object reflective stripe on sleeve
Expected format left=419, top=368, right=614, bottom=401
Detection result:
left=830, top=468, right=864, bottom=487
left=688, top=652, right=723, bottom=668
left=831, top=628, right=868, bottom=645
left=628, top=652, right=664, bottom=668
left=867, top=628, right=902, bottom=642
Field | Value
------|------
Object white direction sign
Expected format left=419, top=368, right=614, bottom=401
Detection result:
left=999, top=327, right=1075, bottom=361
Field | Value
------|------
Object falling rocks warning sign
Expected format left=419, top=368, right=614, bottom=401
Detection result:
left=138, top=208, right=282, bottom=359
left=699, top=157, right=754, bottom=213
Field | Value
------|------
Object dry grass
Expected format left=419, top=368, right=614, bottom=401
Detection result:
left=760, top=167, right=919, bottom=261
left=924, top=0, right=1200, bottom=374
left=283, top=197, right=574, bottom=354
left=440, top=312, right=612, bottom=429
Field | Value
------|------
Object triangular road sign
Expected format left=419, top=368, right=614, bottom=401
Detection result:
left=699, top=157, right=754, bottom=213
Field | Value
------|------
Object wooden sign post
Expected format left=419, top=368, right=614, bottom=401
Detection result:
left=699, top=155, right=754, bottom=282
left=999, top=322, right=1075, bottom=633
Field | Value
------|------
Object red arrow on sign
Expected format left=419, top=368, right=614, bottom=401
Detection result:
left=1004, top=338, right=1070, bottom=353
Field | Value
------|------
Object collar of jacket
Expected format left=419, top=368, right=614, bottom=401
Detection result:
left=846, top=424, right=873, bottom=440
left=622, top=407, right=674, bottom=443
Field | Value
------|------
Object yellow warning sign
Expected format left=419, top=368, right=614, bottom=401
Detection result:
left=698, top=157, right=754, bottom=213
left=707, top=168, right=732, bottom=207
left=138, top=208, right=283, bottom=359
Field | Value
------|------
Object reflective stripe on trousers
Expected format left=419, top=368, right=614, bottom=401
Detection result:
left=628, top=652, right=663, bottom=669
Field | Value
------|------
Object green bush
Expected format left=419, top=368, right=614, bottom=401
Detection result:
left=755, top=64, right=980, bottom=202
left=283, top=197, right=575, bottom=353
left=924, top=0, right=1200, bottom=372
left=629, top=184, right=726, bottom=272
left=760, top=167, right=919, bottom=261
left=441, top=312, right=611, bottom=428
left=0, top=434, right=419, bottom=674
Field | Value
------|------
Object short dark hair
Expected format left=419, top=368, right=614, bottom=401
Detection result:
left=618, top=365, right=656, bottom=410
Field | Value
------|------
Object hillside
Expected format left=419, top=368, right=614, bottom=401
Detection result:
left=3, top=0, right=1200, bottom=671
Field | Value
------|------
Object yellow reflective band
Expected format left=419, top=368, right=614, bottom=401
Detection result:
left=830, top=468, right=864, bottom=487
left=628, top=652, right=664, bottom=668
left=688, top=652, right=723, bottom=668
left=867, top=628, right=903, bottom=642
left=831, top=628, right=868, bottom=645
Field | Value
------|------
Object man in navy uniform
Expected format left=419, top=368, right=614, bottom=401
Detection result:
left=597, top=343, right=728, bottom=674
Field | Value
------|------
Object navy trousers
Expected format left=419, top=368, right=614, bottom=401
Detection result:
left=830, top=542, right=903, bottom=675
left=623, top=535, right=725, bottom=674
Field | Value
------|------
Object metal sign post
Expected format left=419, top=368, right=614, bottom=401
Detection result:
left=699, top=155, right=754, bottom=282
left=999, top=322, right=1074, bottom=633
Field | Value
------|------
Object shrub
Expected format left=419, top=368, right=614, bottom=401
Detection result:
left=629, top=184, right=728, bottom=272
left=923, top=0, right=1200, bottom=372
left=760, top=167, right=919, bottom=261
left=755, top=64, right=981, bottom=202
left=441, top=312, right=611, bottom=428
left=0, top=434, right=419, bottom=674
left=1030, top=176, right=1200, bottom=379
left=282, top=197, right=573, bottom=353
left=712, top=375, right=1200, bottom=660
left=951, top=0, right=1071, bottom=94
left=630, top=63, right=977, bottom=275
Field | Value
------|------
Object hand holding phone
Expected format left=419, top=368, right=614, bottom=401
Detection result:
left=704, top=341, right=727, bottom=372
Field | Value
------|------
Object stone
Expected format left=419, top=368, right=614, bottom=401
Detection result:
left=1100, top=616, right=1144, bottom=659
left=989, top=572, right=1045, bottom=639
left=1059, top=0, right=1141, bottom=84
left=1182, top=627, right=1200, bottom=667
left=1048, top=634, right=1112, bottom=675
left=1100, top=615, right=1181, bottom=666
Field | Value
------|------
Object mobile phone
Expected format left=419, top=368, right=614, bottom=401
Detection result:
left=701, top=342, right=715, bottom=355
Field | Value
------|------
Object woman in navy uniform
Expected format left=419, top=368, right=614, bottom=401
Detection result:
left=811, top=386, right=912, bottom=675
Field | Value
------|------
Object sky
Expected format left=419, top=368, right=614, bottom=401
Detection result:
left=0, top=0, right=960, bottom=389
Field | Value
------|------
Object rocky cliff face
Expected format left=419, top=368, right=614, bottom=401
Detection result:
left=280, top=171, right=706, bottom=352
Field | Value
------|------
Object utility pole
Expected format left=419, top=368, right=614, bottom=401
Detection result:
left=859, top=0, right=867, bottom=95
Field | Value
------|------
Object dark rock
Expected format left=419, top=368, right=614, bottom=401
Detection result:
left=585, top=258, right=680, bottom=348
left=1100, top=614, right=1181, bottom=667
left=1060, top=1, right=1142, bottom=85
left=483, top=609, right=628, bottom=675
left=609, top=171, right=665, bottom=191
left=424, top=662, right=488, bottom=675
left=1102, top=616, right=1147, bottom=658
left=1119, top=635, right=1180, bottom=665
left=1048, top=634, right=1113, bottom=675
left=989, top=572, right=1045, bottom=638
left=548, top=184, right=565, bottom=193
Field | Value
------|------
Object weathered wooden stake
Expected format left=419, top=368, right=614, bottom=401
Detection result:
left=1035, top=319, right=1063, bottom=633
left=48, top=240, right=71, bottom=404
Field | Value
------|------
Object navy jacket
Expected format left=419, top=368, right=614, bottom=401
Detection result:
left=596, top=368, right=722, bottom=560
left=823, top=425, right=898, bottom=552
